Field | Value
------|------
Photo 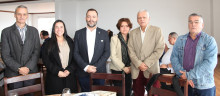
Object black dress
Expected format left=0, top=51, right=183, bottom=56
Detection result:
left=42, top=37, right=78, bottom=95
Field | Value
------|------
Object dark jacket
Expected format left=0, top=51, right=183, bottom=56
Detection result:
left=42, top=36, right=78, bottom=95
left=73, top=27, right=110, bottom=77
left=1, top=23, right=40, bottom=77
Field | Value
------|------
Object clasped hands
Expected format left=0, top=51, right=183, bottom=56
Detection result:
left=19, top=67, right=30, bottom=75
left=138, top=62, right=148, bottom=71
left=123, top=67, right=131, bottom=74
left=179, top=70, right=195, bottom=88
left=58, top=70, right=70, bottom=78
left=86, top=65, right=97, bottom=73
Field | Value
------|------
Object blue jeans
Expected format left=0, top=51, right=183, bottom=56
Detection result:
left=188, top=85, right=216, bottom=96
left=78, top=75, right=105, bottom=92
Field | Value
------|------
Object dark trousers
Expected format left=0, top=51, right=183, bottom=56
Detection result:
left=78, top=75, right=105, bottom=92
left=111, top=70, right=132, bottom=96
left=188, top=85, right=216, bottom=96
left=8, top=79, right=35, bottom=96
left=133, top=71, right=160, bottom=96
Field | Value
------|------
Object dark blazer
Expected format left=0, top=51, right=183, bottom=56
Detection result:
left=1, top=23, right=40, bottom=77
left=42, top=36, right=78, bottom=95
left=73, top=27, right=110, bottom=77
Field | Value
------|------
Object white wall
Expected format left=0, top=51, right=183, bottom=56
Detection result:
left=55, top=0, right=211, bottom=47
left=55, top=0, right=78, bottom=38
left=55, top=0, right=219, bottom=53
left=32, top=14, right=55, bottom=30
left=32, top=13, right=55, bottom=44
left=0, top=13, right=54, bottom=43
left=213, top=0, right=220, bottom=53
left=0, top=12, right=15, bottom=40
left=0, top=0, right=55, bottom=42
left=0, top=12, right=32, bottom=42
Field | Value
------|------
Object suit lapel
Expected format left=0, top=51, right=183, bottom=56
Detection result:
left=82, top=28, right=89, bottom=62
left=53, top=38, right=73, bottom=68
left=52, top=46, right=63, bottom=67
left=22, top=26, right=33, bottom=55
left=135, top=27, right=142, bottom=51
left=66, top=38, right=73, bottom=66
left=24, top=25, right=30, bottom=44
left=91, top=27, right=100, bottom=64
left=141, top=25, right=151, bottom=52
left=12, top=24, right=23, bottom=45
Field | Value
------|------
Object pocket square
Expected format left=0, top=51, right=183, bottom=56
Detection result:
left=101, top=40, right=104, bottom=42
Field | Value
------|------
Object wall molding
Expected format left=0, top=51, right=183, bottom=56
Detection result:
left=0, top=10, right=54, bottom=14
left=0, top=0, right=39, bottom=4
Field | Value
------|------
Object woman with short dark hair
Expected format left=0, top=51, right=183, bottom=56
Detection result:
left=110, top=18, right=132, bottom=96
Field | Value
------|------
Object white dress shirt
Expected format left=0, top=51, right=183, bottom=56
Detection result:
left=84, top=27, right=97, bottom=72
left=140, top=26, right=148, bottom=43
left=16, top=24, right=27, bottom=44
left=160, top=46, right=174, bottom=73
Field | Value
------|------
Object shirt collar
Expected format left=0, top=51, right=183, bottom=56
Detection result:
left=188, top=32, right=202, bottom=39
left=16, top=24, right=27, bottom=31
left=86, top=27, right=97, bottom=32
left=139, top=25, right=148, bottom=33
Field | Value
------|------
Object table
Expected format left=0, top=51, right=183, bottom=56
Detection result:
left=46, top=91, right=116, bottom=96
left=46, top=93, right=74, bottom=96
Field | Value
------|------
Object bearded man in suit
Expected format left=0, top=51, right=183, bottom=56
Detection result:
left=73, top=8, right=110, bottom=92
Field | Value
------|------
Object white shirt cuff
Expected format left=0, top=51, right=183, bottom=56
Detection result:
left=84, top=65, right=89, bottom=72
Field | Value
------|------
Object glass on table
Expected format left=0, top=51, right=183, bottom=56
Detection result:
left=9, top=92, right=18, bottom=96
left=61, top=88, right=71, bottom=96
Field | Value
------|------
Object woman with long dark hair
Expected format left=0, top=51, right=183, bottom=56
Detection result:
left=42, top=20, right=78, bottom=95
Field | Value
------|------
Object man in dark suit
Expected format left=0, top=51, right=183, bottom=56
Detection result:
left=73, top=8, right=110, bottom=92
left=1, top=5, right=40, bottom=96
left=40, top=30, right=50, bottom=58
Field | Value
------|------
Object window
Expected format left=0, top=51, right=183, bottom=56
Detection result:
left=38, top=17, right=55, bottom=36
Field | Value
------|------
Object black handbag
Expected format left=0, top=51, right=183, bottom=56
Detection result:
left=146, top=73, right=184, bottom=96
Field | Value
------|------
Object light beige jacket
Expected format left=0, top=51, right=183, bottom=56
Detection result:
left=128, top=25, right=165, bottom=79
left=110, top=35, right=128, bottom=71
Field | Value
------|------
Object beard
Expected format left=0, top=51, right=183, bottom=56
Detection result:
left=86, top=20, right=97, bottom=28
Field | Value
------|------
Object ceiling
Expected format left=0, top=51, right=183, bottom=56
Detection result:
left=0, top=0, right=38, bottom=3
left=0, top=0, right=54, bottom=13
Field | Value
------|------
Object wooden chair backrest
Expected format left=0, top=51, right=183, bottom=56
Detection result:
left=90, top=73, right=125, bottom=96
left=4, top=72, right=45, bottom=96
left=148, top=74, right=188, bottom=96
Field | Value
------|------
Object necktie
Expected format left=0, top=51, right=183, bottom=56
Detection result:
left=20, top=29, right=25, bottom=43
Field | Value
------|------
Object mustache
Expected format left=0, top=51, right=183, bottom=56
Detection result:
left=86, top=20, right=97, bottom=28
left=87, top=23, right=96, bottom=28
left=88, top=20, right=95, bottom=22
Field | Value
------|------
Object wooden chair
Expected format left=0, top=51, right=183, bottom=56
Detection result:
left=0, top=68, right=5, bottom=96
left=4, top=72, right=45, bottom=96
left=148, top=74, right=188, bottom=96
left=90, top=73, right=125, bottom=96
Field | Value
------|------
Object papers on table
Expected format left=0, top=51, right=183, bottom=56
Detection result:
left=73, top=90, right=116, bottom=96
